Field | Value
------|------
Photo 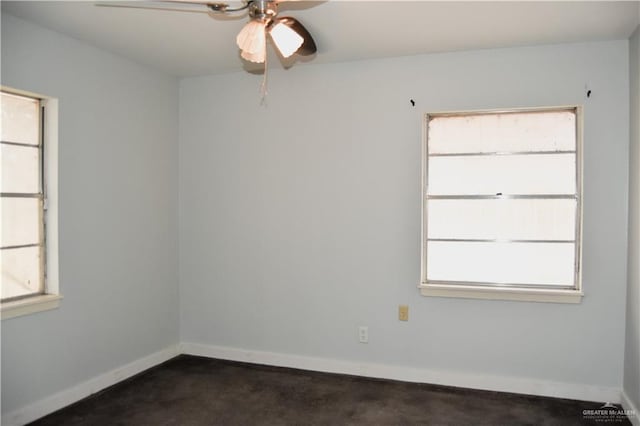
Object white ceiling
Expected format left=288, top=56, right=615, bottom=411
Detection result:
left=2, top=1, right=639, bottom=77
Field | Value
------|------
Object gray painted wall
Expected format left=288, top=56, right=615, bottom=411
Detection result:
left=1, top=9, right=636, bottom=419
left=625, top=25, right=640, bottom=412
left=1, top=14, right=180, bottom=414
left=179, top=41, right=629, bottom=390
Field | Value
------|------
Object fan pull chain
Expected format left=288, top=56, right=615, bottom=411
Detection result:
left=260, top=37, right=269, bottom=105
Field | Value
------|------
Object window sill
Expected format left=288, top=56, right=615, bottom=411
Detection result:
left=419, top=283, right=583, bottom=304
left=1, top=294, right=62, bottom=320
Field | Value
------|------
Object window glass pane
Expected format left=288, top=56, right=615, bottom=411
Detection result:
left=428, top=110, right=576, bottom=154
left=0, top=144, right=40, bottom=193
left=427, top=199, right=576, bottom=241
left=1, top=92, right=40, bottom=146
left=1, top=246, right=42, bottom=300
left=1, top=197, right=41, bottom=247
left=426, top=241, right=575, bottom=286
left=427, top=154, right=575, bottom=195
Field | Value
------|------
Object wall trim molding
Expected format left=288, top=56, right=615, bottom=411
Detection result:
left=622, top=391, right=640, bottom=426
left=1, top=345, right=180, bottom=426
left=180, top=342, right=620, bottom=404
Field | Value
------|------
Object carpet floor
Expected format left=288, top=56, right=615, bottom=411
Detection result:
left=29, top=355, right=632, bottom=426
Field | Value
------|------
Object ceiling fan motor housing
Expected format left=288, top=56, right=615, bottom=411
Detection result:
left=249, top=0, right=278, bottom=22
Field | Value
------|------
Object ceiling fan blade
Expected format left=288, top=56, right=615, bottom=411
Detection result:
left=162, top=0, right=250, bottom=12
left=275, top=16, right=316, bottom=56
left=95, top=1, right=210, bottom=13
left=162, top=0, right=243, bottom=5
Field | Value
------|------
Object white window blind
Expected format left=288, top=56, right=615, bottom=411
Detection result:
left=421, top=108, right=582, bottom=294
left=1, top=91, right=45, bottom=301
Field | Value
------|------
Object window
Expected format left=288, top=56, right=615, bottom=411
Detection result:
left=1, top=89, right=59, bottom=319
left=420, top=107, right=583, bottom=303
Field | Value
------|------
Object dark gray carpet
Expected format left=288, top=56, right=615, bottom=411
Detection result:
left=29, top=355, right=632, bottom=425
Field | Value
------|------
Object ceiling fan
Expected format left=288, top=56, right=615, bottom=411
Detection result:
left=98, top=0, right=317, bottom=65
left=234, top=0, right=317, bottom=63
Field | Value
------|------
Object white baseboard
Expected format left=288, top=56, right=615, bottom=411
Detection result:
left=3, top=342, right=625, bottom=426
left=1, top=345, right=180, bottom=426
left=622, top=391, right=640, bottom=426
left=180, top=342, right=621, bottom=404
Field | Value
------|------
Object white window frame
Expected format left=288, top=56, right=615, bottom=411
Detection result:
left=419, top=106, right=583, bottom=303
left=1, top=87, right=60, bottom=319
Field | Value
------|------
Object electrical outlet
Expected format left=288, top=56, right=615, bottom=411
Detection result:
left=399, top=305, right=409, bottom=321
left=358, top=326, right=368, bottom=343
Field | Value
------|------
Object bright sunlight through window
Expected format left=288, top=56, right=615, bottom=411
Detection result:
left=1, top=91, right=45, bottom=302
left=420, top=107, right=583, bottom=303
